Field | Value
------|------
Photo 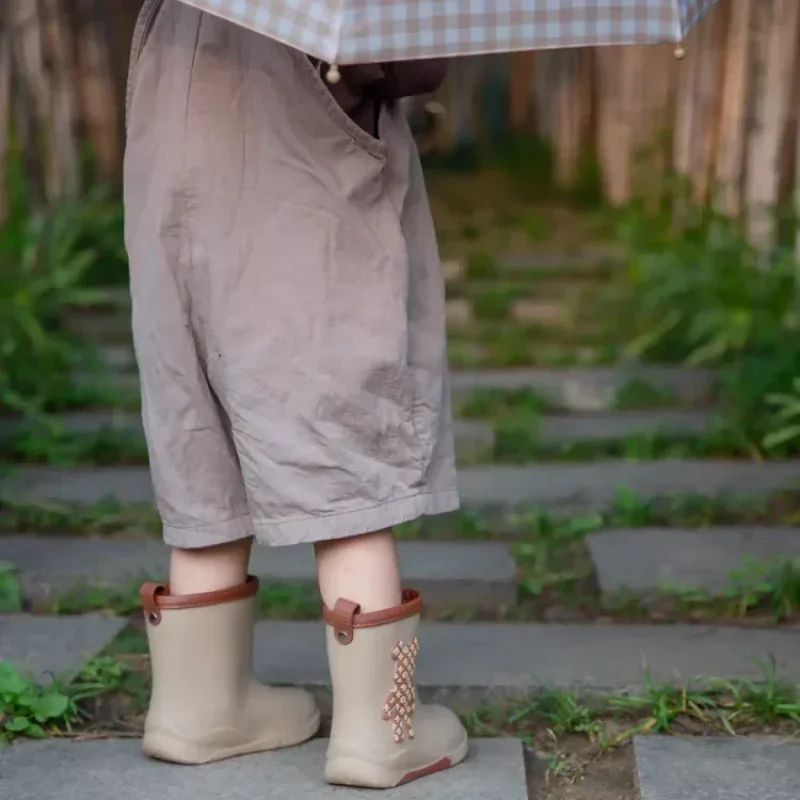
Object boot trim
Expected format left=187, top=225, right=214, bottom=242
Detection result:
left=140, top=575, right=260, bottom=625
left=322, top=589, right=422, bottom=645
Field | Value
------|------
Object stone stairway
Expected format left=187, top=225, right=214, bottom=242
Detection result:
left=2, top=258, right=800, bottom=799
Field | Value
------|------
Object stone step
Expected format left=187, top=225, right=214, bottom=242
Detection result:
left=0, top=614, right=127, bottom=683
left=587, top=527, right=800, bottom=597
left=71, top=365, right=718, bottom=414
left=634, top=736, right=800, bottom=800
left=496, top=247, right=624, bottom=273
left=4, top=461, right=799, bottom=513
left=0, top=410, right=143, bottom=441
left=250, top=621, right=800, bottom=702
left=0, top=738, right=526, bottom=800
left=1, top=408, right=717, bottom=459
left=6, top=614, right=796, bottom=706
left=451, top=366, right=717, bottom=412
left=454, top=408, right=717, bottom=459
left=97, top=344, right=137, bottom=374
left=459, top=460, right=800, bottom=511
left=63, top=310, right=133, bottom=344
left=1, top=536, right=517, bottom=612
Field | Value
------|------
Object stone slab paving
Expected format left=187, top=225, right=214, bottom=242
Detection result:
left=2, top=408, right=716, bottom=448
left=250, top=621, right=800, bottom=695
left=458, top=460, right=800, bottom=511
left=453, top=409, right=717, bottom=454
left=1, top=536, right=516, bottom=611
left=0, top=737, right=525, bottom=800
left=5, top=461, right=799, bottom=513
left=0, top=410, right=143, bottom=440
left=71, top=366, right=719, bottom=414
left=588, top=527, right=800, bottom=596
left=497, top=247, right=624, bottom=272
left=450, top=366, right=717, bottom=411
left=98, top=344, right=137, bottom=373
left=0, top=614, right=127, bottom=682
left=634, top=736, right=800, bottom=800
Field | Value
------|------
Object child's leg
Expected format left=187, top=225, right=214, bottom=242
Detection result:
left=315, top=529, right=401, bottom=612
left=170, top=538, right=253, bottom=595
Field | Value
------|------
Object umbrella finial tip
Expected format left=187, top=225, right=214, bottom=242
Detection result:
left=326, top=63, right=342, bottom=84
left=674, top=43, right=686, bottom=60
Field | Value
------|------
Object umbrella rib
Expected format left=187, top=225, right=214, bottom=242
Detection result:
left=672, top=0, right=684, bottom=42
left=330, top=0, right=346, bottom=63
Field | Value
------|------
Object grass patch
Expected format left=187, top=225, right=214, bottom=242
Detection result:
left=488, top=427, right=761, bottom=465
left=613, top=379, right=681, bottom=410
left=0, top=655, right=140, bottom=746
left=1, top=425, right=148, bottom=467
left=455, top=413, right=797, bottom=465
left=467, top=661, right=800, bottom=747
left=0, top=562, right=23, bottom=612
left=472, top=286, right=527, bottom=321
left=455, top=388, right=555, bottom=419
left=448, top=338, right=617, bottom=370
left=18, top=638, right=797, bottom=758
left=26, top=580, right=321, bottom=622
left=4, top=487, right=800, bottom=542
left=0, top=497, right=162, bottom=537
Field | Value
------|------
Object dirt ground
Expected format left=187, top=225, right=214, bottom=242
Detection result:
left=530, top=738, right=636, bottom=800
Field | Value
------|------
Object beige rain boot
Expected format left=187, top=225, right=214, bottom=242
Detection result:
left=323, top=589, right=468, bottom=788
left=139, top=576, right=320, bottom=764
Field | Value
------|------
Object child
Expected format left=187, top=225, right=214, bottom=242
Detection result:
left=126, top=0, right=466, bottom=788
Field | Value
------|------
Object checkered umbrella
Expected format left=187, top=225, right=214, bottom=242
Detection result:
left=176, top=1, right=718, bottom=68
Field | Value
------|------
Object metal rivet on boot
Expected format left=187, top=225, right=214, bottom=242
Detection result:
left=140, top=581, right=167, bottom=625
left=330, top=599, right=359, bottom=646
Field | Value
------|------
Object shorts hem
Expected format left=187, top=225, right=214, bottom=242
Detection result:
left=253, top=489, right=460, bottom=547
left=163, top=511, right=255, bottom=549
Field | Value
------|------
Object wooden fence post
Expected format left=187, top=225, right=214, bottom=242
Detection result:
left=551, top=49, right=592, bottom=190
left=41, top=0, right=80, bottom=200
left=714, top=0, right=754, bottom=218
left=744, top=0, right=800, bottom=254
left=70, top=0, right=121, bottom=182
left=0, top=9, right=11, bottom=220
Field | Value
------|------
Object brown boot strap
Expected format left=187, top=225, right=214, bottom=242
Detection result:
left=323, top=589, right=422, bottom=645
left=140, top=575, right=260, bottom=625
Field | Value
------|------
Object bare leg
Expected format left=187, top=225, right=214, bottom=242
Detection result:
left=315, top=529, right=402, bottom=612
left=170, top=538, right=253, bottom=595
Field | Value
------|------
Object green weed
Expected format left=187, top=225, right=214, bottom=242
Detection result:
left=613, top=379, right=679, bottom=410
left=0, top=656, right=130, bottom=746
left=2, top=424, right=148, bottom=467
left=455, top=387, right=553, bottom=419
left=0, top=562, right=22, bottom=612
left=0, top=497, right=161, bottom=536
left=0, top=162, right=121, bottom=421
left=465, top=664, right=800, bottom=745
left=465, top=251, right=499, bottom=279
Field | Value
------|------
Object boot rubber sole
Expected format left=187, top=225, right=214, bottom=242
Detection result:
left=142, top=709, right=321, bottom=765
left=325, top=735, right=469, bottom=788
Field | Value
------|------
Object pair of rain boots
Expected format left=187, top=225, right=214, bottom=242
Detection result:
left=139, top=577, right=468, bottom=788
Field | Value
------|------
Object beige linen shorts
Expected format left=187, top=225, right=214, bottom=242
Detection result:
left=124, top=0, right=458, bottom=548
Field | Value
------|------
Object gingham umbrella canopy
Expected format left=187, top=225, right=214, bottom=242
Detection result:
left=176, top=0, right=718, bottom=64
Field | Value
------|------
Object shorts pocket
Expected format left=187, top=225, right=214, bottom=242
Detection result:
left=126, top=0, right=164, bottom=124
left=291, top=50, right=388, bottom=161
